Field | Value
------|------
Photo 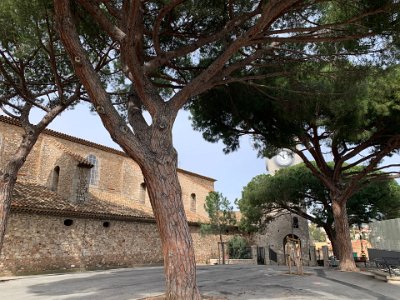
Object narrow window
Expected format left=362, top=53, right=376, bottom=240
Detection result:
left=292, top=217, right=299, bottom=229
left=190, top=193, right=196, bottom=212
left=139, top=182, right=146, bottom=204
left=87, top=154, right=99, bottom=185
left=51, top=166, right=60, bottom=191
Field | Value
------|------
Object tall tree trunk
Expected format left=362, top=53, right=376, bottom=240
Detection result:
left=331, top=200, right=358, bottom=272
left=219, top=231, right=225, bottom=265
left=54, top=2, right=200, bottom=297
left=141, top=148, right=201, bottom=300
left=323, top=225, right=339, bottom=258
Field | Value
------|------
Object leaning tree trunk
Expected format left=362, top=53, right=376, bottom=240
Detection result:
left=331, top=200, right=358, bottom=272
left=0, top=132, right=39, bottom=252
left=141, top=147, right=201, bottom=300
left=0, top=173, right=17, bottom=252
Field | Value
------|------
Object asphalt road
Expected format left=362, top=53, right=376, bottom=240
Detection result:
left=1, top=265, right=400, bottom=299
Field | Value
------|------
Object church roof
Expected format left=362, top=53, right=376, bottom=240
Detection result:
left=11, top=182, right=208, bottom=225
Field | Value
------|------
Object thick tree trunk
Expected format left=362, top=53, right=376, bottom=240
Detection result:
left=142, top=149, right=201, bottom=300
left=323, top=225, right=339, bottom=259
left=331, top=200, right=358, bottom=272
left=0, top=176, right=16, bottom=252
left=54, top=2, right=200, bottom=297
left=0, top=144, right=36, bottom=252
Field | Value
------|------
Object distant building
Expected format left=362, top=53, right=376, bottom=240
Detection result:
left=253, top=149, right=310, bottom=265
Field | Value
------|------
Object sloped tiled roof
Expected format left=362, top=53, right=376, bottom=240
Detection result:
left=12, top=182, right=153, bottom=221
left=11, top=182, right=207, bottom=225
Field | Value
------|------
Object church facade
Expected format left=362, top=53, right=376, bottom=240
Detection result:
left=0, top=116, right=225, bottom=275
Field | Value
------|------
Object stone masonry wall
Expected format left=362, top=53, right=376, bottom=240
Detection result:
left=0, top=120, right=214, bottom=220
left=0, top=212, right=230, bottom=275
left=252, top=213, right=310, bottom=265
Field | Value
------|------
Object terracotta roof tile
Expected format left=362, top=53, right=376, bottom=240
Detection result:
left=11, top=182, right=207, bottom=224
left=11, top=182, right=153, bottom=220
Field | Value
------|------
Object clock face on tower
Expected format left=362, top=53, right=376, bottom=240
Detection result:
left=274, top=148, right=294, bottom=167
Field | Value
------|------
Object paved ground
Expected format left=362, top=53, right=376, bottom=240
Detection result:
left=1, top=265, right=400, bottom=299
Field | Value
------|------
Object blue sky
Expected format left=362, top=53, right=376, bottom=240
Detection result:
left=45, top=103, right=266, bottom=205
left=26, top=101, right=400, bottom=206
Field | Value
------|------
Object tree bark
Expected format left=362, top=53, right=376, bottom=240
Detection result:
left=54, top=2, right=202, bottom=297
left=141, top=147, right=200, bottom=300
left=0, top=175, right=16, bottom=252
left=323, top=225, right=339, bottom=259
left=219, top=231, right=226, bottom=265
left=331, top=200, right=358, bottom=272
left=0, top=132, right=40, bottom=252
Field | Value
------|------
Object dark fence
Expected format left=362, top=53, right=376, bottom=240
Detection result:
left=368, top=248, right=400, bottom=261
left=269, top=247, right=278, bottom=263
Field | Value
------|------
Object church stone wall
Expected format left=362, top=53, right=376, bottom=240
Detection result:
left=0, top=119, right=215, bottom=219
left=0, top=212, right=230, bottom=276
left=179, top=172, right=214, bottom=217
left=252, top=214, right=310, bottom=265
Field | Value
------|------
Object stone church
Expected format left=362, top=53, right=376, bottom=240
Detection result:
left=0, top=116, right=221, bottom=275
left=0, top=116, right=310, bottom=275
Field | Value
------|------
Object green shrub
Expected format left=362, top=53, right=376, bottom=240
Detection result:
left=228, top=236, right=251, bottom=259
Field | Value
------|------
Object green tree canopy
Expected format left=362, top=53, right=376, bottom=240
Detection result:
left=190, top=63, right=400, bottom=271
left=237, top=163, right=400, bottom=254
left=53, top=0, right=400, bottom=293
left=201, top=191, right=236, bottom=265
left=0, top=0, right=109, bottom=251
left=202, top=191, right=236, bottom=235
left=309, top=223, right=327, bottom=243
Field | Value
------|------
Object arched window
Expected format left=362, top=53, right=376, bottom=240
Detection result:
left=51, top=166, right=60, bottom=191
left=139, top=182, right=146, bottom=203
left=190, top=193, right=196, bottom=212
left=292, top=216, right=299, bottom=229
left=87, top=154, right=99, bottom=185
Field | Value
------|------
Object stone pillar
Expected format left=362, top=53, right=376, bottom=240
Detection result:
left=309, top=246, right=317, bottom=266
left=322, top=245, right=329, bottom=268
left=251, top=245, right=258, bottom=265
left=264, top=243, right=270, bottom=265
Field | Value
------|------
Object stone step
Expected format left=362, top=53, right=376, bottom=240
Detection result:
left=369, top=269, right=400, bottom=283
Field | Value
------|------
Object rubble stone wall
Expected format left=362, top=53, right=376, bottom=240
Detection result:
left=0, top=213, right=232, bottom=275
